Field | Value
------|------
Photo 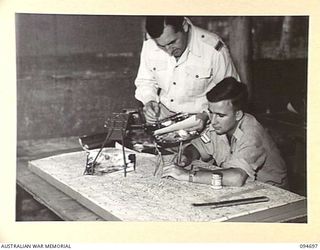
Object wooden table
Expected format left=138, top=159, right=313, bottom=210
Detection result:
left=17, top=137, right=307, bottom=222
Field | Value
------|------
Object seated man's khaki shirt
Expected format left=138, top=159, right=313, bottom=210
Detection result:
left=192, top=113, right=288, bottom=188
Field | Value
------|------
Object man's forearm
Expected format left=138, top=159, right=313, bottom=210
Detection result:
left=195, top=111, right=209, bottom=124
left=183, top=144, right=201, bottom=162
left=134, top=83, right=157, bottom=105
left=192, top=168, right=248, bottom=187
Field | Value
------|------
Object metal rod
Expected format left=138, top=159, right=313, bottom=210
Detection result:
left=121, top=122, right=127, bottom=177
left=153, top=142, right=161, bottom=176
left=83, top=152, right=90, bottom=175
left=91, top=120, right=115, bottom=166
left=155, top=96, right=160, bottom=123
left=192, top=196, right=270, bottom=208
left=177, top=141, right=183, bottom=166
left=84, top=119, right=115, bottom=175
left=154, top=142, right=165, bottom=176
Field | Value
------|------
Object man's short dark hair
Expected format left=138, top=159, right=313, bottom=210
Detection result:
left=206, top=77, right=248, bottom=111
left=145, top=16, right=184, bottom=39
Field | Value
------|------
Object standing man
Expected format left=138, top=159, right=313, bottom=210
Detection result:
left=135, top=16, right=239, bottom=130
left=162, top=77, right=288, bottom=189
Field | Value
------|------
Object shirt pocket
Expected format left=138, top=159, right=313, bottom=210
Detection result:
left=148, top=60, right=168, bottom=90
left=185, top=66, right=212, bottom=96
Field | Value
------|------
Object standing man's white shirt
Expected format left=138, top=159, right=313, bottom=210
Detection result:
left=135, top=19, right=240, bottom=114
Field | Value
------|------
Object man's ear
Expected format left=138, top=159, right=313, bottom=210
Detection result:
left=235, top=110, right=244, bottom=121
left=182, top=18, right=189, bottom=32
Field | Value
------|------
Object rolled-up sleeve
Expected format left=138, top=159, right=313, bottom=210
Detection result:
left=134, top=41, right=158, bottom=105
left=223, top=135, right=267, bottom=180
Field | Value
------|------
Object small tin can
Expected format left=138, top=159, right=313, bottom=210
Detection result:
left=211, top=173, right=222, bottom=189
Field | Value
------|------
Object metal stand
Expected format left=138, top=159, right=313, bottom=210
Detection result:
left=83, top=113, right=136, bottom=176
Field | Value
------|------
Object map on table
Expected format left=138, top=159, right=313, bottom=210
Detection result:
left=28, top=148, right=305, bottom=221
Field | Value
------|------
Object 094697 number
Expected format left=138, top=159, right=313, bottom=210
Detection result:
left=300, top=244, right=318, bottom=248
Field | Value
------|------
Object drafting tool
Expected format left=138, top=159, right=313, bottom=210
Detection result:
left=155, top=95, right=161, bottom=123
left=192, top=196, right=270, bottom=208
left=154, top=114, right=199, bottom=135
left=83, top=119, right=115, bottom=175
left=82, top=113, right=136, bottom=176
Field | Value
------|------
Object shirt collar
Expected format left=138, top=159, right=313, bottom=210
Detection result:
left=185, top=18, right=201, bottom=57
left=232, top=118, right=245, bottom=141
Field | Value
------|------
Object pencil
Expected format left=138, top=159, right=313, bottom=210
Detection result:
left=155, top=95, right=160, bottom=123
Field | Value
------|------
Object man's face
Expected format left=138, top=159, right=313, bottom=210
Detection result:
left=154, top=25, right=188, bottom=58
left=208, top=100, right=238, bottom=136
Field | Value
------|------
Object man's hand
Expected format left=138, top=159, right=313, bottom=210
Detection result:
left=174, top=144, right=201, bottom=168
left=162, top=165, right=189, bottom=181
left=174, top=154, right=191, bottom=168
left=143, top=101, right=160, bottom=124
left=184, top=112, right=209, bottom=133
left=143, top=101, right=175, bottom=124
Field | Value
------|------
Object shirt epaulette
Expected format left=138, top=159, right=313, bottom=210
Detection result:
left=200, top=31, right=224, bottom=52
left=214, top=40, right=224, bottom=51
left=200, top=128, right=211, bottom=144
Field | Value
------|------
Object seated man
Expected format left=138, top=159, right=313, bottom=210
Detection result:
left=162, top=77, right=288, bottom=188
